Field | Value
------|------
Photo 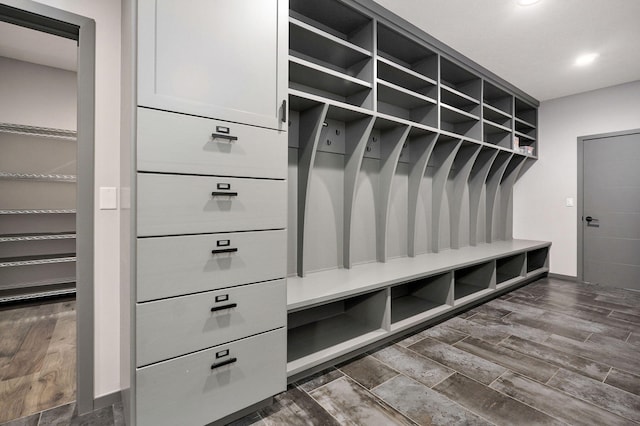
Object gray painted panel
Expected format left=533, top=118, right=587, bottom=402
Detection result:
left=305, top=151, right=345, bottom=273
left=583, top=237, right=640, bottom=266
left=137, top=230, right=286, bottom=302
left=583, top=132, right=640, bottom=290
left=137, top=0, right=284, bottom=130
left=136, top=329, right=286, bottom=426
left=387, top=163, right=409, bottom=259
left=583, top=261, right=640, bottom=290
left=137, top=173, right=286, bottom=236
left=136, top=279, right=286, bottom=366
left=288, top=147, right=299, bottom=276
left=351, top=158, right=379, bottom=265
left=344, top=116, right=375, bottom=268
left=137, top=107, right=287, bottom=179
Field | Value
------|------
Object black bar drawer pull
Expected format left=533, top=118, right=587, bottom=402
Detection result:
left=281, top=99, right=287, bottom=123
left=211, top=133, right=238, bottom=141
left=210, top=303, right=237, bottom=312
left=211, top=357, right=237, bottom=370
left=211, top=191, right=238, bottom=197
left=211, top=247, right=238, bottom=255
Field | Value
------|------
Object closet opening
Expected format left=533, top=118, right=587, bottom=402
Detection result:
left=0, top=1, right=95, bottom=421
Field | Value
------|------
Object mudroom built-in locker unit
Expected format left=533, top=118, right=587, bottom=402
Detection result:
left=121, top=0, right=549, bottom=425
left=285, top=0, right=547, bottom=379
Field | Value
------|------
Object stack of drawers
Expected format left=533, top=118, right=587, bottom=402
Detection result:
left=134, top=107, right=287, bottom=425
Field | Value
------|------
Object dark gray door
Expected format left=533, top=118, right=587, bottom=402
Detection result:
left=582, top=130, right=640, bottom=290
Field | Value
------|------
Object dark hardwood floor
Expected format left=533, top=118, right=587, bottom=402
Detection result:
left=2, top=277, right=639, bottom=425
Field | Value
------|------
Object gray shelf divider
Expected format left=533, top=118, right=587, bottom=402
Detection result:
left=485, top=152, right=512, bottom=243
left=497, top=155, right=527, bottom=241
left=448, top=142, right=482, bottom=250
left=468, top=147, right=499, bottom=246
left=429, top=136, right=462, bottom=252
left=376, top=122, right=410, bottom=262
left=296, top=103, right=329, bottom=277
left=407, top=130, right=437, bottom=257
left=344, top=116, right=376, bottom=268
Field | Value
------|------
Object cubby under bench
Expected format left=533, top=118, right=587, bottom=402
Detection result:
left=286, top=239, right=549, bottom=380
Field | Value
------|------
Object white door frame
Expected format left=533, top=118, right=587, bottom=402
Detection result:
left=577, top=128, right=640, bottom=284
left=0, top=1, right=95, bottom=414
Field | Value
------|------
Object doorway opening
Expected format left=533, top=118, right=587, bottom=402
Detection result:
left=578, top=128, right=640, bottom=290
left=0, top=1, right=95, bottom=421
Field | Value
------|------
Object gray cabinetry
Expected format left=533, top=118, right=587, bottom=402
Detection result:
left=137, top=0, right=288, bottom=130
left=284, top=0, right=547, bottom=380
left=123, top=1, right=287, bottom=424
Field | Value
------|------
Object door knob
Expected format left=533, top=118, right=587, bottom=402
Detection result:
left=585, top=216, right=593, bottom=222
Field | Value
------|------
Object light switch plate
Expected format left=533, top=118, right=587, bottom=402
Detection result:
left=565, top=197, right=574, bottom=207
left=100, top=187, right=118, bottom=210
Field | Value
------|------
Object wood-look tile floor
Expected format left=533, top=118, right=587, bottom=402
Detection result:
left=0, top=298, right=77, bottom=424
left=236, top=277, right=640, bottom=426
left=3, top=278, right=640, bottom=425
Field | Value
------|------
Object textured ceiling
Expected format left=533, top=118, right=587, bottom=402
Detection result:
left=373, top=0, right=640, bottom=101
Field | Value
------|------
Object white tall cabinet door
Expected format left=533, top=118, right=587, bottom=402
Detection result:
left=137, top=0, right=288, bottom=130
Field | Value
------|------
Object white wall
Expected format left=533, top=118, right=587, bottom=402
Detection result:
left=0, top=57, right=76, bottom=128
left=514, top=80, right=640, bottom=277
left=29, top=0, right=122, bottom=398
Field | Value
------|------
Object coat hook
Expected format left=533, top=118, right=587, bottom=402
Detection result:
left=327, top=139, right=332, bottom=146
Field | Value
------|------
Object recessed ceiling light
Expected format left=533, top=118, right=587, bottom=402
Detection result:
left=517, top=0, right=541, bottom=5
left=575, top=53, right=599, bottom=66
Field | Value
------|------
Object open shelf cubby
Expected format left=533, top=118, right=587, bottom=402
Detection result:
left=454, top=261, right=495, bottom=302
left=483, top=81, right=513, bottom=117
left=289, top=0, right=373, bottom=51
left=289, top=56, right=373, bottom=109
left=286, top=240, right=551, bottom=378
left=527, top=247, right=549, bottom=274
left=496, top=253, right=526, bottom=287
left=390, top=272, right=452, bottom=328
left=440, top=57, right=481, bottom=103
left=515, top=118, right=537, bottom=140
left=483, top=105, right=512, bottom=128
left=377, top=23, right=438, bottom=82
left=287, top=289, right=387, bottom=369
left=440, top=104, right=481, bottom=140
left=289, top=17, right=373, bottom=80
left=377, top=58, right=437, bottom=100
left=377, top=81, right=437, bottom=127
left=483, top=120, right=512, bottom=148
left=515, top=97, right=537, bottom=126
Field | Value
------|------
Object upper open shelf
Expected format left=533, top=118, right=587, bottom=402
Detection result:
left=290, top=0, right=373, bottom=51
left=377, top=23, right=438, bottom=82
left=440, top=57, right=481, bottom=102
left=289, top=17, right=372, bottom=75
